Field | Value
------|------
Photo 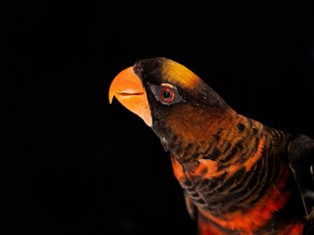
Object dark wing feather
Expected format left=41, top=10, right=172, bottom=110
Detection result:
left=287, top=134, right=314, bottom=234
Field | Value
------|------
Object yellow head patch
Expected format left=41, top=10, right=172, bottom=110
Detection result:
left=161, top=59, right=201, bottom=89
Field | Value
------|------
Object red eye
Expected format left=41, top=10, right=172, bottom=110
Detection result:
left=160, top=87, right=175, bottom=103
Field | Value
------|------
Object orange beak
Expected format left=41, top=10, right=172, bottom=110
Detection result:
left=108, top=66, right=152, bottom=127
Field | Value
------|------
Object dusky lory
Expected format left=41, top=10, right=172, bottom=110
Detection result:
left=108, top=57, right=314, bottom=234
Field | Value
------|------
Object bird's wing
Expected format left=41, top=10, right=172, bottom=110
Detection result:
left=288, top=134, right=314, bottom=234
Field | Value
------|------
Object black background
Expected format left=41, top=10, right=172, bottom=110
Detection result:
left=8, top=1, right=314, bottom=235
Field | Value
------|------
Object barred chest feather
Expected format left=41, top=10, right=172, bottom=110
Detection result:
left=159, top=115, right=305, bottom=233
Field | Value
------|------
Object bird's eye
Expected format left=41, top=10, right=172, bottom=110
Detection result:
left=150, top=83, right=182, bottom=105
left=160, top=87, right=175, bottom=103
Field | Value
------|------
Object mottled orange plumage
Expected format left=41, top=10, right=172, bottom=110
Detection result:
left=109, top=57, right=314, bottom=234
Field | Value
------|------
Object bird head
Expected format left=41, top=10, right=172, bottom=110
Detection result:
left=109, top=57, right=234, bottom=148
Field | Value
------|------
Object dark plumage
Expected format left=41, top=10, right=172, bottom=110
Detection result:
left=109, top=57, right=314, bottom=234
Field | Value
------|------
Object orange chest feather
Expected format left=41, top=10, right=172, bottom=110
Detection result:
left=170, top=157, right=304, bottom=234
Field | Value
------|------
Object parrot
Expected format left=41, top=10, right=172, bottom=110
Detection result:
left=108, top=57, right=314, bottom=234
